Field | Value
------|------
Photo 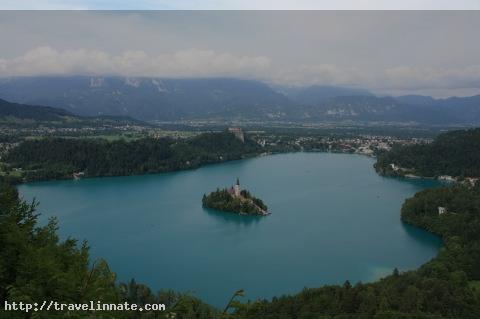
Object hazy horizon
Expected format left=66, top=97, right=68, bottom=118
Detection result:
left=1, top=11, right=479, bottom=97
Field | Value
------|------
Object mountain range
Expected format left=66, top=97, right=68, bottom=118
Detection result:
left=0, top=97, right=145, bottom=127
left=0, top=76, right=479, bottom=125
left=0, top=98, right=73, bottom=122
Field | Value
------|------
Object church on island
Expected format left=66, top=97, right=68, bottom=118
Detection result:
left=227, top=178, right=242, bottom=197
left=202, top=178, right=270, bottom=216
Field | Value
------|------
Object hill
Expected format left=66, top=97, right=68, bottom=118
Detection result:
left=395, top=94, right=480, bottom=124
left=0, top=98, right=74, bottom=121
left=436, top=95, right=480, bottom=124
left=5, top=131, right=262, bottom=181
left=375, top=128, right=480, bottom=177
left=0, top=98, right=148, bottom=129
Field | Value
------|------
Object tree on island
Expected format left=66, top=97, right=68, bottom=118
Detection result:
left=202, top=180, right=268, bottom=216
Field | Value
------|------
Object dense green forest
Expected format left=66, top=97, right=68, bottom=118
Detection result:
left=202, top=188, right=268, bottom=215
left=235, top=184, right=480, bottom=318
left=375, top=128, right=480, bottom=177
left=4, top=132, right=262, bottom=182
left=0, top=180, right=221, bottom=318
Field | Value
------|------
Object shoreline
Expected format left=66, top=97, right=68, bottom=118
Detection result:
left=14, top=149, right=379, bottom=185
left=14, top=150, right=449, bottom=311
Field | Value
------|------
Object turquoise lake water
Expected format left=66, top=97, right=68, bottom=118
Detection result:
left=18, top=153, right=442, bottom=307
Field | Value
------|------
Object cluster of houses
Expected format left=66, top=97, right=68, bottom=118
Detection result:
left=438, top=175, right=478, bottom=186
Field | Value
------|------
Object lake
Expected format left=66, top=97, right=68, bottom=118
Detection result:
left=18, top=152, right=442, bottom=307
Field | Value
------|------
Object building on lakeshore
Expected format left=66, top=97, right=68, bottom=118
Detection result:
left=438, top=207, right=447, bottom=215
left=73, top=172, right=85, bottom=180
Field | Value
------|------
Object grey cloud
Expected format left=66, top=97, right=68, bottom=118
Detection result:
left=0, top=11, right=479, bottom=97
left=0, top=46, right=271, bottom=78
left=2, top=0, right=480, bottom=10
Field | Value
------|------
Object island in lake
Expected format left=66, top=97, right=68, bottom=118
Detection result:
left=202, top=178, right=269, bottom=216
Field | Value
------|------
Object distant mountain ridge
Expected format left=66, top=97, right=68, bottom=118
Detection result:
left=0, top=76, right=479, bottom=125
left=293, top=85, right=374, bottom=105
left=0, top=98, right=74, bottom=121
left=394, top=95, right=437, bottom=106
left=0, top=76, right=291, bottom=121
left=0, top=97, right=147, bottom=127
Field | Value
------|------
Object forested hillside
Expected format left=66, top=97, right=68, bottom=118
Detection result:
left=0, top=181, right=218, bottom=318
left=375, top=128, right=480, bottom=177
left=5, top=131, right=262, bottom=181
left=0, top=98, right=147, bottom=130
left=0, top=98, right=74, bottom=121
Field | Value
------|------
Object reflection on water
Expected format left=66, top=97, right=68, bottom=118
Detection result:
left=203, top=208, right=264, bottom=226
left=401, top=223, right=442, bottom=247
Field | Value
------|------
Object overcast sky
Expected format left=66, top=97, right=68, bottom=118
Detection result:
left=1, top=0, right=480, bottom=10
left=0, top=11, right=479, bottom=97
